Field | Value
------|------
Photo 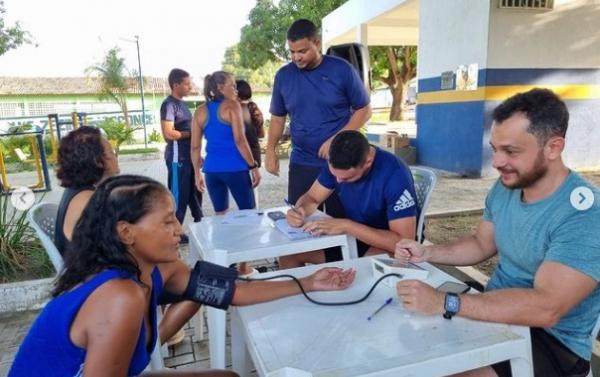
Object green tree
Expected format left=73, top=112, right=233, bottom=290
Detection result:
left=371, top=46, right=417, bottom=121
left=0, top=0, right=33, bottom=56
left=238, top=0, right=347, bottom=69
left=223, top=45, right=254, bottom=79
left=222, top=44, right=280, bottom=90
left=86, top=47, right=135, bottom=127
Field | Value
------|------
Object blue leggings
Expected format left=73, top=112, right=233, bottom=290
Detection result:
left=204, top=171, right=256, bottom=212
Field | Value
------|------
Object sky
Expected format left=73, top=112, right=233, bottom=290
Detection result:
left=0, top=0, right=257, bottom=82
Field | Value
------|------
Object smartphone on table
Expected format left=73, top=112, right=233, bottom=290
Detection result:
left=267, top=211, right=286, bottom=221
left=436, top=281, right=470, bottom=294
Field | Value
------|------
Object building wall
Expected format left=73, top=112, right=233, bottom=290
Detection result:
left=417, top=0, right=600, bottom=176
left=484, top=0, right=600, bottom=173
left=0, top=94, right=164, bottom=135
left=417, top=0, right=491, bottom=176
left=488, top=0, right=600, bottom=69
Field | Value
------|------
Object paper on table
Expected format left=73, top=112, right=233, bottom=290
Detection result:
left=219, top=210, right=264, bottom=226
left=273, top=213, right=327, bottom=240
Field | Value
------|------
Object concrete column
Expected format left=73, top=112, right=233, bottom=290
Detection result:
left=357, top=23, right=368, bottom=45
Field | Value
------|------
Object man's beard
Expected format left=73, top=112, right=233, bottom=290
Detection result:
left=499, top=151, right=548, bottom=189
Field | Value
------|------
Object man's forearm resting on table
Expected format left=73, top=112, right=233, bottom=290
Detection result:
left=426, top=237, right=496, bottom=266
left=452, top=260, right=597, bottom=329
left=346, top=220, right=412, bottom=254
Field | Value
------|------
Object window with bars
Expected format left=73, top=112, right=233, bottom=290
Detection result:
left=0, top=103, right=25, bottom=118
left=499, top=0, right=553, bottom=9
left=27, top=102, right=55, bottom=116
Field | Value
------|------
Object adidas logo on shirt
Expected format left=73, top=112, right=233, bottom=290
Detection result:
left=394, top=190, right=416, bottom=211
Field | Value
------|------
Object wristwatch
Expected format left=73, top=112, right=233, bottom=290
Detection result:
left=248, top=161, right=259, bottom=169
left=443, top=293, right=460, bottom=319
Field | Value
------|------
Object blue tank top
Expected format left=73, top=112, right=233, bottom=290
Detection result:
left=8, top=268, right=163, bottom=377
left=202, top=100, right=249, bottom=173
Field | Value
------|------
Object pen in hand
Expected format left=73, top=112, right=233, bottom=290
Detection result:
left=284, top=198, right=301, bottom=214
left=367, top=297, right=394, bottom=321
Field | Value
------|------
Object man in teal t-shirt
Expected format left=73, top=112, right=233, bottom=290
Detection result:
left=394, top=88, right=600, bottom=377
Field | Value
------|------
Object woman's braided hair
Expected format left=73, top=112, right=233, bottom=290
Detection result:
left=53, top=174, right=168, bottom=296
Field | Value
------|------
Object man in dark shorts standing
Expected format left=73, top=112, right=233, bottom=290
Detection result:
left=395, top=88, right=600, bottom=377
left=160, top=68, right=203, bottom=241
left=280, top=131, right=417, bottom=268
left=265, top=19, right=372, bottom=222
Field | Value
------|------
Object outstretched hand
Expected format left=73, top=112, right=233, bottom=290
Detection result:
left=308, top=267, right=356, bottom=291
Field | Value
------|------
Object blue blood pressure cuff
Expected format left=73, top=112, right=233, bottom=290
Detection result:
left=183, top=261, right=238, bottom=310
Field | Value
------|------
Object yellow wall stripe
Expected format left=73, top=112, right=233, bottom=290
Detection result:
left=417, top=85, right=600, bottom=104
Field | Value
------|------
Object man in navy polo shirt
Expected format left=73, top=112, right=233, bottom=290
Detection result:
left=280, top=130, right=418, bottom=268
left=265, top=19, right=372, bottom=221
left=160, top=68, right=203, bottom=241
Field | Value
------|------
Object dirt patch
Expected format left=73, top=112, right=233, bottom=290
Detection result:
left=424, top=171, right=600, bottom=278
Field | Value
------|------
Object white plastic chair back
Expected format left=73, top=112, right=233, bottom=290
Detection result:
left=410, top=167, right=437, bottom=243
left=27, top=202, right=63, bottom=272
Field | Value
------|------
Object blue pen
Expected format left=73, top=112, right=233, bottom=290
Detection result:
left=367, top=297, right=394, bottom=321
left=284, top=198, right=300, bottom=214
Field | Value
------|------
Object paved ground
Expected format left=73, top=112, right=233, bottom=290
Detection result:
left=1, top=153, right=599, bottom=375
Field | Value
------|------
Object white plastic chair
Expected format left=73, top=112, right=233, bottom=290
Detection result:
left=27, top=202, right=63, bottom=273
left=410, top=167, right=437, bottom=243
left=27, top=202, right=166, bottom=370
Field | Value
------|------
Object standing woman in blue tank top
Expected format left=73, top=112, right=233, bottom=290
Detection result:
left=191, top=71, right=260, bottom=215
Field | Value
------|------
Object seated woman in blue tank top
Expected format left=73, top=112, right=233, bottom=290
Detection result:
left=9, top=175, right=355, bottom=377
left=191, top=70, right=260, bottom=216
left=54, top=126, right=199, bottom=347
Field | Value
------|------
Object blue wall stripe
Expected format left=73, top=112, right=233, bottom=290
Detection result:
left=416, top=101, right=485, bottom=175
left=418, top=68, right=600, bottom=93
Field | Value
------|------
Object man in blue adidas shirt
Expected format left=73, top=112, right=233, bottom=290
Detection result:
left=265, top=19, right=372, bottom=222
left=395, top=88, right=600, bottom=377
left=160, top=69, right=203, bottom=241
left=280, top=130, right=417, bottom=269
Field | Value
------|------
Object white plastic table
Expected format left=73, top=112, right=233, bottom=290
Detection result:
left=188, top=208, right=359, bottom=369
left=231, top=257, right=533, bottom=377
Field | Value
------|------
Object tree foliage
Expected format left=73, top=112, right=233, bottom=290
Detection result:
left=371, top=46, right=417, bottom=120
left=0, top=0, right=33, bottom=56
left=238, top=0, right=347, bottom=69
left=222, top=44, right=280, bottom=90
left=86, top=47, right=136, bottom=127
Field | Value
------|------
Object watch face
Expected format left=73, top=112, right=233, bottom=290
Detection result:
left=445, top=295, right=460, bottom=312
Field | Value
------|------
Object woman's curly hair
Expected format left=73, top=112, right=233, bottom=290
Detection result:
left=53, top=175, right=168, bottom=296
left=56, top=126, right=106, bottom=188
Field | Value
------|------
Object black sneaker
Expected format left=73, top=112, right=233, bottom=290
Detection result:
left=180, top=234, right=189, bottom=245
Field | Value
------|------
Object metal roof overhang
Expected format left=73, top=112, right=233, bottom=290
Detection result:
left=322, top=0, right=419, bottom=48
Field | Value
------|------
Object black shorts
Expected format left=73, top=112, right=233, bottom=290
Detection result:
left=491, top=328, right=590, bottom=377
